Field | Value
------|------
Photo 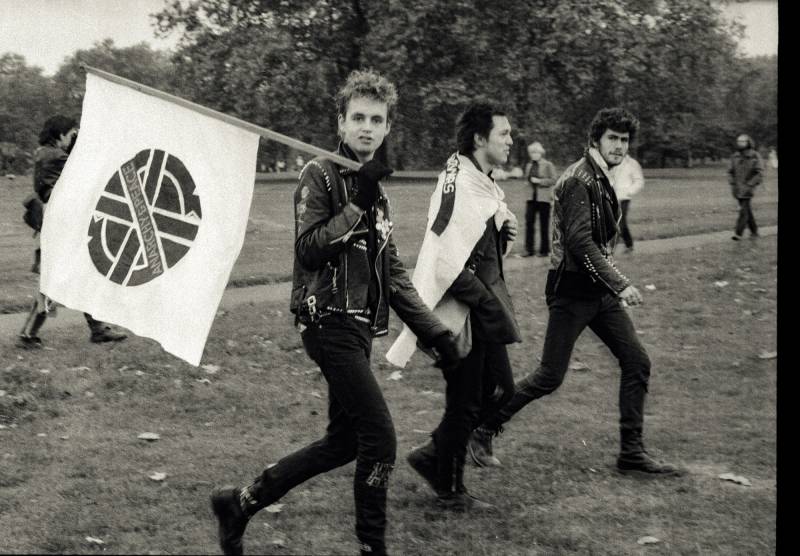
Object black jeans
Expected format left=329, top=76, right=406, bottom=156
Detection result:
left=485, top=293, right=651, bottom=455
left=432, top=322, right=515, bottom=488
left=619, top=200, right=633, bottom=248
left=249, top=316, right=395, bottom=554
left=525, top=200, right=551, bottom=255
left=735, top=198, right=758, bottom=236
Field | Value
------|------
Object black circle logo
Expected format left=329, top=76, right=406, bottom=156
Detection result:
left=88, top=149, right=202, bottom=286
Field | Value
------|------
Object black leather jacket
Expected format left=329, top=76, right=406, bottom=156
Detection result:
left=290, top=143, right=448, bottom=344
left=547, top=149, right=632, bottom=298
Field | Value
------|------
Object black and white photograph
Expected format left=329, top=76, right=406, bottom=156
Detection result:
left=0, top=1, right=778, bottom=554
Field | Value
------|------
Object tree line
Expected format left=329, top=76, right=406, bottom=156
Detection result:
left=0, top=0, right=778, bottom=173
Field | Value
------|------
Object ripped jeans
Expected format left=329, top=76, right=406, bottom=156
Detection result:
left=249, top=315, right=395, bottom=554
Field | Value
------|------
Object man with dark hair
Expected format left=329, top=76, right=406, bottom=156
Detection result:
left=17, top=115, right=127, bottom=348
left=728, top=133, right=763, bottom=240
left=397, top=101, right=521, bottom=511
left=469, top=107, right=679, bottom=477
left=210, top=69, right=460, bottom=556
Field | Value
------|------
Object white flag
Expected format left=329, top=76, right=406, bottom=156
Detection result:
left=40, top=72, right=259, bottom=365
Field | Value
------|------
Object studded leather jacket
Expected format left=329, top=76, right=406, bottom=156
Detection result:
left=547, top=149, right=631, bottom=298
left=290, top=143, right=449, bottom=343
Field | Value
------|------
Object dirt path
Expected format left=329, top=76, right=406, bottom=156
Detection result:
left=0, top=226, right=776, bottom=338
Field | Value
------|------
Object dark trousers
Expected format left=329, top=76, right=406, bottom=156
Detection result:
left=20, top=295, right=104, bottom=337
left=525, top=200, right=551, bottom=255
left=432, top=325, right=515, bottom=488
left=249, top=316, right=395, bottom=554
left=485, top=293, right=651, bottom=455
left=735, top=198, right=758, bottom=236
left=619, top=200, right=633, bottom=248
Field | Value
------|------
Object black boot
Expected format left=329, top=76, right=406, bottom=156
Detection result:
left=467, top=426, right=502, bottom=467
left=86, top=315, right=127, bottom=343
left=17, top=306, right=47, bottom=349
left=407, top=438, right=439, bottom=493
left=617, top=430, right=681, bottom=477
left=210, top=486, right=255, bottom=556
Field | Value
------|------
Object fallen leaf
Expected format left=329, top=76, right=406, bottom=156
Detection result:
left=412, top=429, right=429, bottom=434
left=137, top=432, right=161, bottom=441
left=644, top=284, right=657, bottom=291
left=310, top=391, right=324, bottom=399
left=569, top=361, right=590, bottom=372
left=388, top=371, right=403, bottom=381
left=85, top=536, right=105, bottom=545
left=270, top=539, right=287, bottom=547
left=39, top=369, right=50, bottom=375
left=714, top=281, right=729, bottom=288
left=757, top=351, right=777, bottom=360
left=719, top=473, right=751, bottom=486
left=135, top=370, right=145, bottom=377
left=196, top=378, right=212, bottom=385
left=265, top=503, right=284, bottom=513
left=59, top=435, right=69, bottom=440
left=85, top=391, right=95, bottom=398
left=68, top=366, right=90, bottom=372
left=0, top=390, right=6, bottom=397
left=36, top=433, right=47, bottom=437
left=202, top=364, right=220, bottom=374
left=637, top=536, right=660, bottom=545
left=148, top=472, right=167, bottom=482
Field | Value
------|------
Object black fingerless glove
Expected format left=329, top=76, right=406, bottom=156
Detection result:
left=352, top=159, right=393, bottom=210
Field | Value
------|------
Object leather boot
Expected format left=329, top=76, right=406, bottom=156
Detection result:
left=406, top=437, right=439, bottom=493
left=467, top=426, right=502, bottom=467
left=617, top=429, right=681, bottom=477
left=210, top=487, right=251, bottom=556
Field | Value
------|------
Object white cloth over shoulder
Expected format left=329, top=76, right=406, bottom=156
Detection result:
left=609, top=154, right=644, bottom=201
left=386, top=153, right=513, bottom=367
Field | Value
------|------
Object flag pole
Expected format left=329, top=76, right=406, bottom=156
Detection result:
left=81, top=65, right=362, bottom=171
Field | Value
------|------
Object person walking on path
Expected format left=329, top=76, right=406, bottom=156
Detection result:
left=467, top=107, right=680, bottom=478
left=397, top=102, right=521, bottom=512
left=17, top=115, right=127, bottom=349
left=210, top=70, right=460, bottom=556
left=610, top=153, right=644, bottom=253
left=728, top=134, right=763, bottom=240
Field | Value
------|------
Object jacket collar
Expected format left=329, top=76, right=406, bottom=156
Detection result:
left=336, top=141, right=361, bottom=176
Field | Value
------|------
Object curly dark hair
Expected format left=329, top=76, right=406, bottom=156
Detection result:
left=456, top=102, right=507, bottom=155
left=335, top=69, right=398, bottom=121
left=588, top=107, right=639, bottom=145
left=38, top=115, right=78, bottom=146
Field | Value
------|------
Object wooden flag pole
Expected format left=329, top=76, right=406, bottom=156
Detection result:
left=81, top=65, right=362, bottom=171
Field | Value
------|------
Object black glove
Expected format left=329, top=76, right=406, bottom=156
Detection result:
left=431, top=331, right=461, bottom=371
left=352, top=159, right=393, bottom=210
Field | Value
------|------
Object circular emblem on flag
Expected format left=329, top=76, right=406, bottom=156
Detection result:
left=88, top=149, right=202, bottom=286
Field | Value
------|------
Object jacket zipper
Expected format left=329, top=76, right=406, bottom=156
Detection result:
left=372, top=217, right=392, bottom=328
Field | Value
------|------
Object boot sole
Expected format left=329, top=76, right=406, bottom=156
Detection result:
left=617, top=467, right=683, bottom=478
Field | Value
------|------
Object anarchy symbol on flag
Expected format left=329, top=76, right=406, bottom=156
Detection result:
left=88, top=148, right=202, bottom=287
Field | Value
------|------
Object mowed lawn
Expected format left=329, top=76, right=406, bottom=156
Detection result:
left=0, top=231, right=777, bottom=554
left=0, top=166, right=778, bottom=312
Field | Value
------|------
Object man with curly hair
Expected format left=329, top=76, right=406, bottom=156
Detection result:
left=210, top=70, right=460, bottom=556
left=469, top=107, right=680, bottom=478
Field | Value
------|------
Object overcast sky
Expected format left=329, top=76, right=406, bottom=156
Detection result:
left=0, top=0, right=779, bottom=77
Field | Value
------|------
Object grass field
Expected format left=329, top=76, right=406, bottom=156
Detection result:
left=0, top=225, right=777, bottom=554
left=0, top=167, right=778, bottom=313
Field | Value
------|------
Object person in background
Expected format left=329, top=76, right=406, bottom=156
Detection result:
left=610, top=153, right=644, bottom=253
left=522, top=141, right=557, bottom=257
left=728, top=134, right=763, bottom=240
left=17, top=115, right=127, bottom=349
